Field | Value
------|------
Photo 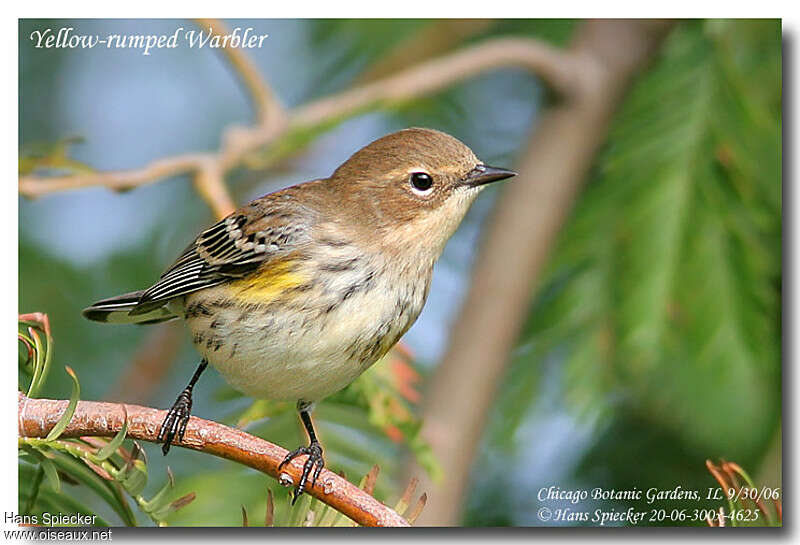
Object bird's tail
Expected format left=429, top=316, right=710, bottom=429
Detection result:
left=82, top=290, right=178, bottom=325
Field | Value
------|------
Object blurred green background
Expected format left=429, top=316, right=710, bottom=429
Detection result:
left=19, top=19, right=781, bottom=526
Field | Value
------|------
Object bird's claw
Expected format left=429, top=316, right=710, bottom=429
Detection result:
left=157, top=388, right=193, bottom=455
left=278, top=441, right=324, bottom=504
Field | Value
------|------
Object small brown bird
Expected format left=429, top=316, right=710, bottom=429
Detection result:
left=83, top=127, right=516, bottom=501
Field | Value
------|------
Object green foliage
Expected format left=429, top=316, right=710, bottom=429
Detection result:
left=306, top=20, right=427, bottom=98
left=19, top=136, right=94, bottom=176
left=493, top=19, right=575, bottom=45
left=20, top=437, right=197, bottom=526
left=170, top=466, right=426, bottom=527
left=18, top=314, right=195, bottom=526
left=18, top=314, right=54, bottom=398
left=705, top=459, right=782, bottom=527
left=474, top=20, right=781, bottom=525
left=500, top=19, right=780, bottom=451
left=44, top=367, right=79, bottom=441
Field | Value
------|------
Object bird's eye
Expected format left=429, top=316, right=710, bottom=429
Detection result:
left=410, top=172, right=434, bottom=194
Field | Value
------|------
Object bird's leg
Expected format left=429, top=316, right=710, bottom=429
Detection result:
left=157, top=359, right=208, bottom=455
left=278, top=401, right=325, bottom=504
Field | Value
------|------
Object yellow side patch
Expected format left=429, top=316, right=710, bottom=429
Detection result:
left=227, top=260, right=309, bottom=305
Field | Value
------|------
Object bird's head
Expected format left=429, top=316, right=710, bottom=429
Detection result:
left=329, top=127, right=516, bottom=257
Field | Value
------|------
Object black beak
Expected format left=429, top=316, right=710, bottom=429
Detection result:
left=464, top=164, right=517, bottom=187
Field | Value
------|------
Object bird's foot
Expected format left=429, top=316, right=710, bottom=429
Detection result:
left=278, top=441, right=324, bottom=504
left=157, top=388, right=193, bottom=455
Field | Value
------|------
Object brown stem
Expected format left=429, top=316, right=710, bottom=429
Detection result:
left=17, top=391, right=409, bottom=527
left=411, top=19, right=676, bottom=526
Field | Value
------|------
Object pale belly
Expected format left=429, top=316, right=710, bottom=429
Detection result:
left=181, top=269, right=428, bottom=402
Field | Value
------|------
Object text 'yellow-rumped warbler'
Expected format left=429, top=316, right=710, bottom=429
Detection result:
left=83, top=127, right=516, bottom=501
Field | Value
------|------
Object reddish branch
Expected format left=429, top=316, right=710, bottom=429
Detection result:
left=17, top=391, right=410, bottom=527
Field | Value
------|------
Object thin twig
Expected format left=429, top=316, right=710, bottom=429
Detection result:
left=193, top=19, right=287, bottom=128
left=17, top=391, right=410, bottom=527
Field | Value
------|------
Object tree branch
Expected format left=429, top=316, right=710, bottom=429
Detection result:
left=17, top=391, right=410, bottom=527
left=19, top=31, right=578, bottom=218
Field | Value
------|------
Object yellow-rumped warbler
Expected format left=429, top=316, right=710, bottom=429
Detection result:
left=83, top=127, right=516, bottom=500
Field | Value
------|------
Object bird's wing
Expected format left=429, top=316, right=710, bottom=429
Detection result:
left=131, top=201, right=312, bottom=314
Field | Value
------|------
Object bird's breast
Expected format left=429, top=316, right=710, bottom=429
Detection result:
left=182, top=251, right=432, bottom=401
